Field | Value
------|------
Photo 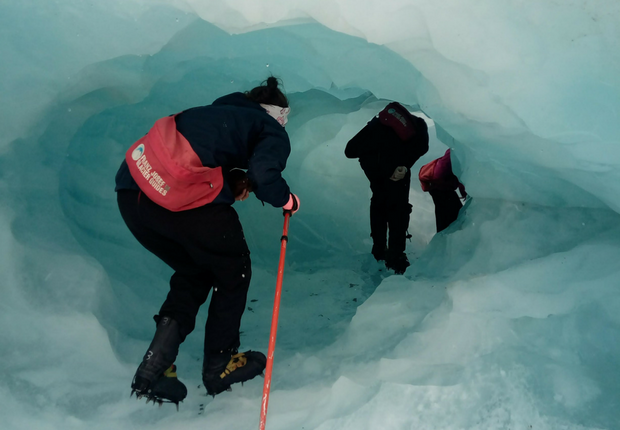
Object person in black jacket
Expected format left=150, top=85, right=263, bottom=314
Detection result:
left=115, top=77, right=300, bottom=405
left=345, top=103, right=428, bottom=274
left=419, top=149, right=467, bottom=232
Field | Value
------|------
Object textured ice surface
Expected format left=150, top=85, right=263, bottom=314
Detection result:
left=1, top=1, right=619, bottom=429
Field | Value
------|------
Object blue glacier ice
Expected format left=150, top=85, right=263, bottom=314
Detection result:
left=1, top=1, right=619, bottom=429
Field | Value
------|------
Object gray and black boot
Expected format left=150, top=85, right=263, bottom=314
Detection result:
left=371, top=243, right=387, bottom=261
left=131, top=316, right=187, bottom=406
left=202, top=348, right=266, bottom=396
left=385, top=250, right=410, bottom=275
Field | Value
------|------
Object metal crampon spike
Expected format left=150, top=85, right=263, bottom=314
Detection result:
left=259, top=372, right=265, bottom=378
left=226, top=387, right=232, bottom=392
left=175, top=402, right=179, bottom=412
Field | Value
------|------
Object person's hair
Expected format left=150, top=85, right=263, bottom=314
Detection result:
left=245, top=76, right=289, bottom=108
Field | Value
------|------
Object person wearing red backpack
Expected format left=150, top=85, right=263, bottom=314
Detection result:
left=114, top=77, right=300, bottom=406
left=418, top=148, right=467, bottom=232
left=345, top=102, right=429, bottom=274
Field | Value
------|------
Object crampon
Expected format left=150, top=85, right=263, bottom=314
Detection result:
left=130, top=364, right=187, bottom=410
left=203, top=350, right=267, bottom=397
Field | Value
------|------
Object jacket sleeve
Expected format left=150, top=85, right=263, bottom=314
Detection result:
left=345, top=119, right=376, bottom=159
left=350, top=119, right=396, bottom=181
left=247, top=120, right=292, bottom=207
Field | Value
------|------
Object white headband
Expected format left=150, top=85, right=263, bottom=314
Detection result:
left=260, top=104, right=290, bottom=127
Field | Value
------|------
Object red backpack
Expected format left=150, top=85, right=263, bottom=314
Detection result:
left=378, top=102, right=418, bottom=141
left=125, top=115, right=223, bottom=212
left=418, top=158, right=439, bottom=192
left=419, top=149, right=467, bottom=197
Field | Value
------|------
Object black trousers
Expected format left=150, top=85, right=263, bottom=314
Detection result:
left=369, top=172, right=412, bottom=255
left=429, top=189, right=463, bottom=232
left=117, top=190, right=251, bottom=356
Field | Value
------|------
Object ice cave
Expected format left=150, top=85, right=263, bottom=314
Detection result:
left=1, top=1, right=619, bottom=429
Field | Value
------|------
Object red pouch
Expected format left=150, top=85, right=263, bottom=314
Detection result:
left=126, top=115, right=223, bottom=211
left=418, top=158, right=438, bottom=192
left=419, top=149, right=462, bottom=192
left=378, top=102, right=418, bottom=141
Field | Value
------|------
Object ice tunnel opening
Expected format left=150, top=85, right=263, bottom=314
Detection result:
left=19, top=21, right=456, bottom=372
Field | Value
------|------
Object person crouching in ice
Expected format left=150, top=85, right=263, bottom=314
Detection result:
left=419, top=148, right=467, bottom=232
left=114, top=77, right=300, bottom=406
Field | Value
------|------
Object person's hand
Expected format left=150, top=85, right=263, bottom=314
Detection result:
left=235, top=187, right=250, bottom=201
left=230, top=169, right=252, bottom=201
left=390, top=166, right=407, bottom=181
left=283, top=193, right=300, bottom=215
left=458, top=183, right=467, bottom=200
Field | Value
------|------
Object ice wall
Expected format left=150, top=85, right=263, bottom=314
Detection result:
left=1, top=1, right=620, bottom=430
left=4, top=1, right=619, bottom=210
left=178, top=0, right=620, bottom=212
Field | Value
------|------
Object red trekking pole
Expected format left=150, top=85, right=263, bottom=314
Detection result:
left=258, top=211, right=291, bottom=430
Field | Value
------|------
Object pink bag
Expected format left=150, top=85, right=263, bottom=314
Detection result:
left=419, top=149, right=463, bottom=193
left=418, top=158, right=439, bottom=192
left=125, top=115, right=223, bottom=212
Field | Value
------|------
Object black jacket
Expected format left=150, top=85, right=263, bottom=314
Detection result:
left=115, top=92, right=291, bottom=207
left=345, top=116, right=428, bottom=183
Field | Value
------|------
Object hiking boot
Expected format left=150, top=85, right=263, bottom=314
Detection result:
left=371, top=244, right=387, bottom=261
left=133, top=364, right=187, bottom=406
left=385, top=252, right=410, bottom=275
left=202, top=349, right=266, bottom=396
left=131, top=316, right=187, bottom=405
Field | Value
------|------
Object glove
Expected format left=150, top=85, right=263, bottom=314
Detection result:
left=283, top=193, right=300, bottom=215
left=229, top=169, right=253, bottom=201
left=390, top=166, right=407, bottom=181
left=458, top=183, right=467, bottom=200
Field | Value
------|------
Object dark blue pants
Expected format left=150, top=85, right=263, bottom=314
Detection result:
left=117, top=190, right=251, bottom=356
left=369, top=172, right=412, bottom=256
left=429, top=189, right=462, bottom=232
